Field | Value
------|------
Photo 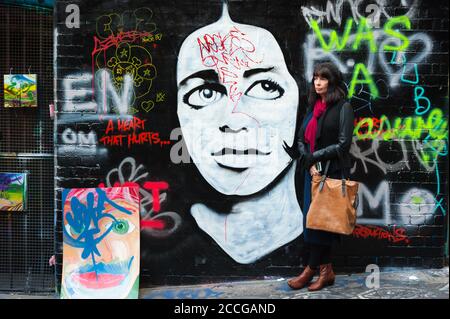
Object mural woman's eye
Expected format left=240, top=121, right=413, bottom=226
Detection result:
left=183, top=83, right=227, bottom=109
left=105, top=219, right=135, bottom=235
left=113, top=220, right=129, bottom=234
left=245, top=80, right=285, bottom=100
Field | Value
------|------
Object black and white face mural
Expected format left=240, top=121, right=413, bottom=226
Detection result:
left=176, top=5, right=302, bottom=263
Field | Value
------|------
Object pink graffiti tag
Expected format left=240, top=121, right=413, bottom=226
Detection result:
left=197, top=26, right=261, bottom=104
left=352, top=224, right=410, bottom=244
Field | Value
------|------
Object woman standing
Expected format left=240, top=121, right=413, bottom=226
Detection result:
left=284, top=62, right=355, bottom=291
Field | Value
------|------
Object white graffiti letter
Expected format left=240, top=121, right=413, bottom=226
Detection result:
left=62, top=73, right=96, bottom=112
left=357, top=181, right=391, bottom=225
left=96, top=69, right=133, bottom=115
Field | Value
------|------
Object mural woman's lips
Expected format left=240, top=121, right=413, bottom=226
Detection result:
left=211, top=148, right=272, bottom=170
left=73, top=259, right=132, bottom=289
left=217, top=162, right=248, bottom=172
left=211, top=148, right=272, bottom=156
left=73, top=272, right=126, bottom=289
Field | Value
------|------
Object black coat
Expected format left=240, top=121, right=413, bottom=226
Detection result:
left=295, top=98, right=355, bottom=246
left=297, top=99, right=355, bottom=176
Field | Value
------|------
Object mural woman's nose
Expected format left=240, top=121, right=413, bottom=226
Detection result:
left=220, top=96, right=259, bottom=132
left=96, top=238, right=113, bottom=263
left=219, top=110, right=258, bottom=134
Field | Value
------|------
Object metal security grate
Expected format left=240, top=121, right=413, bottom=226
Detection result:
left=0, top=4, right=55, bottom=294
left=0, top=157, right=55, bottom=293
left=0, top=4, right=54, bottom=155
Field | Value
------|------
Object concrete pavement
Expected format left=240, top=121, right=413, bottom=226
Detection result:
left=0, top=267, right=448, bottom=299
left=140, top=267, right=449, bottom=299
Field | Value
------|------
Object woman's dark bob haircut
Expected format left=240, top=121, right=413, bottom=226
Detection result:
left=307, top=62, right=348, bottom=108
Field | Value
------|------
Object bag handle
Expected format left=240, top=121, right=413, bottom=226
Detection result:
left=318, top=161, right=331, bottom=192
left=319, top=100, right=347, bottom=197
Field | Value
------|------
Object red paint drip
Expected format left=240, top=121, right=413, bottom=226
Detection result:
left=141, top=219, right=165, bottom=230
left=224, top=215, right=227, bottom=242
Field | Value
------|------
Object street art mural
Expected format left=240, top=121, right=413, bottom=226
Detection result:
left=3, top=74, right=37, bottom=108
left=55, top=0, right=448, bottom=284
left=176, top=4, right=302, bottom=263
left=61, top=186, right=140, bottom=298
left=0, top=173, right=27, bottom=211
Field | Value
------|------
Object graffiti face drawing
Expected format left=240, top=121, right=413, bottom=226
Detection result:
left=176, top=6, right=302, bottom=264
left=177, top=9, right=299, bottom=196
left=61, top=187, right=140, bottom=299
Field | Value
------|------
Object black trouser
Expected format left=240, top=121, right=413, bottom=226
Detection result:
left=302, top=243, right=332, bottom=269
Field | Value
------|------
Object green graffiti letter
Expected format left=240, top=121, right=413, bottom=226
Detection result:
left=311, top=18, right=353, bottom=52
left=352, top=17, right=377, bottom=52
left=400, top=117, right=421, bottom=139
left=348, top=63, right=379, bottom=99
left=427, top=108, right=448, bottom=140
left=379, top=115, right=392, bottom=140
left=355, top=117, right=374, bottom=139
left=383, top=15, right=411, bottom=51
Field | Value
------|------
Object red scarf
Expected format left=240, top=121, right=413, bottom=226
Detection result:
left=304, top=99, right=327, bottom=152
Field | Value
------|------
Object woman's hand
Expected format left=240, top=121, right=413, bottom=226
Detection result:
left=301, top=153, right=314, bottom=170
left=310, top=165, right=320, bottom=176
left=282, top=141, right=300, bottom=159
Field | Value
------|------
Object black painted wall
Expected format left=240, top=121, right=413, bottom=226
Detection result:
left=55, top=0, right=449, bottom=286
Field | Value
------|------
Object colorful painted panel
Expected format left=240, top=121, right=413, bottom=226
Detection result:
left=0, top=173, right=27, bottom=212
left=3, top=74, right=37, bottom=107
left=61, top=186, right=140, bottom=299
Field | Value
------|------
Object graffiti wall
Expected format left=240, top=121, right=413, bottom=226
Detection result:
left=55, top=0, right=449, bottom=285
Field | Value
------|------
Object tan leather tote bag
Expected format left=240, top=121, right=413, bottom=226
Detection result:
left=306, top=160, right=359, bottom=235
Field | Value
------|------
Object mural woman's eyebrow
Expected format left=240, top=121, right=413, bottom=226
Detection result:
left=179, top=69, right=220, bottom=86
left=243, top=67, right=274, bottom=78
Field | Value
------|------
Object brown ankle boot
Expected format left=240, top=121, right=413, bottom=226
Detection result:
left=308, top=263, right=335, bottom=291
left=287, top=266, right=316, bottom=290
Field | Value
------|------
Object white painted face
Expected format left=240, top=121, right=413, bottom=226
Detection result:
left=177, top=11, right=298, bottom=195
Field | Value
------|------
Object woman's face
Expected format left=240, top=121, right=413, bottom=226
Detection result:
left=177, top=17, right=299, bottom=195
left=314, top=74, right=329, bottom=97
